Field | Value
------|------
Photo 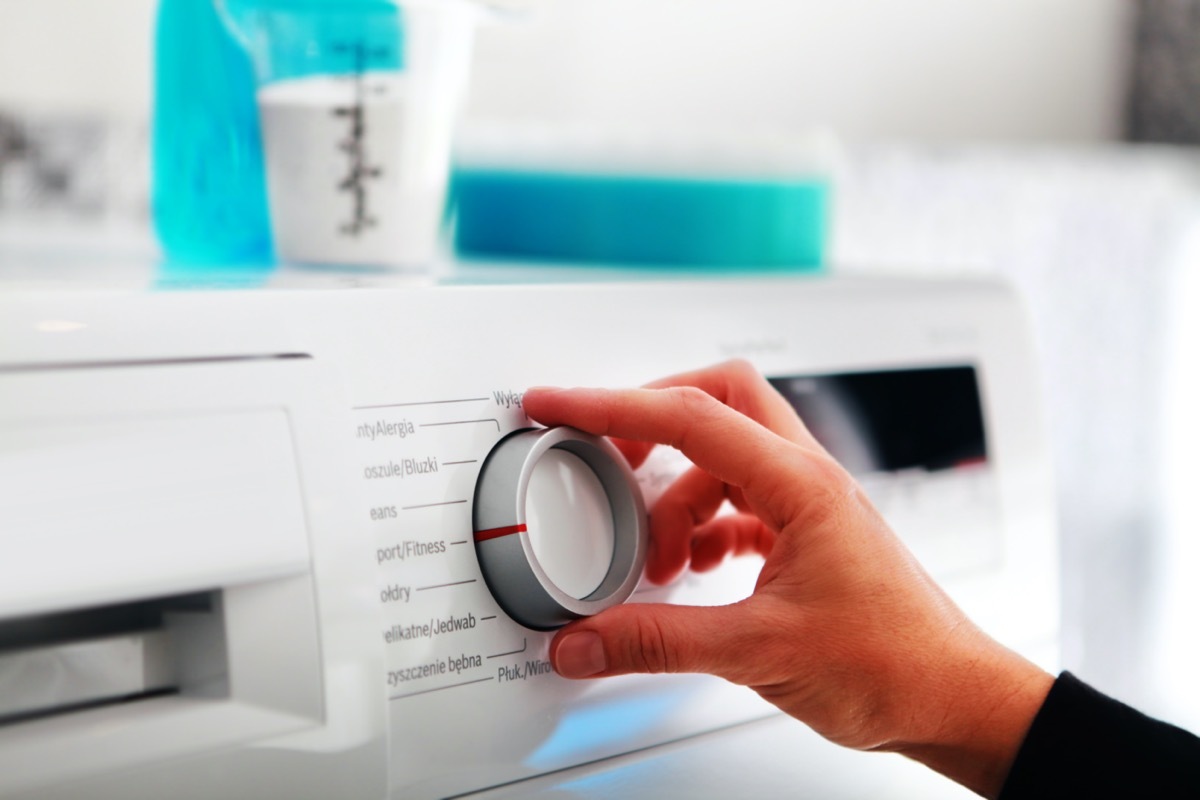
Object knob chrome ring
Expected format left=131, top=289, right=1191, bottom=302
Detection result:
left=473, top=426, right=649, bottom=630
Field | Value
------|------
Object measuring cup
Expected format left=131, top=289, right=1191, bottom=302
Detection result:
left=219, top=0, right=478, bottom=269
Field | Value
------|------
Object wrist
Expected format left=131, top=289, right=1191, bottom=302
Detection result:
left=890, top=632, right=1054, bottom=798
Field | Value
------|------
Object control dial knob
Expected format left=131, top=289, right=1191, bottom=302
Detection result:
left=473, top=426, right=649, bottom=630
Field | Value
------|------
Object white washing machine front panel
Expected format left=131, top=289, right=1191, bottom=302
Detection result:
left=0, top=276, right=1057, bottom=799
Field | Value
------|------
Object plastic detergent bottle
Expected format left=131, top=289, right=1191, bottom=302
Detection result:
left=152, top=0, right=275, bottom=264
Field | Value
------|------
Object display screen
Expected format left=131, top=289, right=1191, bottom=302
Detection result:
left=768, top=366, right=988, bottom=476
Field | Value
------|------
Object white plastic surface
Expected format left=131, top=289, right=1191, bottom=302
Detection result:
left=0, top=275, right=1057, bottom=800
left=525, top=448, right=616, bottom=599
left=462, top=714, right=974, bottom=800
left=0, top=352, right=387, bottom=799
left=0, top=409, right=309, bottom=618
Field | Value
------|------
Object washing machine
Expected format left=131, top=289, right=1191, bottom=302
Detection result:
left=0, top=269, right=1057, bottom=798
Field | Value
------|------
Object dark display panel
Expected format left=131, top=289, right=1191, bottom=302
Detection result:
left=768, top=366, right=988, bottom=475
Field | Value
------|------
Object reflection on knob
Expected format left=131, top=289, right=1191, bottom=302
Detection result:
left=472, top=426, right=649, bottom=630
left=526, top=449, right=616, bottom=600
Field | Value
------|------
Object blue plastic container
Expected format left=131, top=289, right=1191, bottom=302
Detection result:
left=453, top=169, right=830, bottom=270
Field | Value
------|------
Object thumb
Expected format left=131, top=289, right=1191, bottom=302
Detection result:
left=549, top=602, right=754, bottom=682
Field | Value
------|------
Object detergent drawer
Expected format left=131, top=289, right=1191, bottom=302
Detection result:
left=0, top=354, right=385, bottom=800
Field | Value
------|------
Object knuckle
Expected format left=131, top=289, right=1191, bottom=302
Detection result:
left=720, top=359, right=787, bottom=430
left=723, top=357, right=760, bottom=382
left=670, top=385, right=715, bottom=413
left=627, top=616, right=675, bottom=674
left=769, top=450, right=858, bottom=531
left=593, top=393, right=618, bottom=437
left=666, top=386, right=718, bottom=450
left=808, top=450, right=853, bottom=494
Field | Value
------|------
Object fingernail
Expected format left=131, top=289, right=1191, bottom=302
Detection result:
left=554, top=631, right=607, bottom=678
left=525, top=385, right=564, bottom=394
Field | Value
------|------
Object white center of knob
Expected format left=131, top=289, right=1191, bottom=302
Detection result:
left=525, top=448, right=616, bottom=599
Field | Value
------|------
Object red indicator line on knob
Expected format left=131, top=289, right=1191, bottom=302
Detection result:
left=474, top=523, right=527, bottom=543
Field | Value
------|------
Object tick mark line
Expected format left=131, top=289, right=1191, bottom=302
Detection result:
left=486, top=638, right=528, bottom=659
left=449, top=540, right=469, bottom=546
left=442, top=459, right=479, bottom=466
left=354, top=397, right=489, bottom=410
left=416, top=579, right=477, bottom=592
left=420, top=419, right=501, bottom=432
left=389, top=676, right=495, bottom=701
left=402, top=500, right=468, bottom=511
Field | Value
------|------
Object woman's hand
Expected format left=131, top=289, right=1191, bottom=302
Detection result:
left=523, top=359, right=1052, bottom=799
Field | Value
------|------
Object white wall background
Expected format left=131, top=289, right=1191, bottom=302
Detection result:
left=0, top=0, right=1133, bottom=142
left=467, top=0, right=1134, bottom=142
left=0, top=0, right=158, bottom=118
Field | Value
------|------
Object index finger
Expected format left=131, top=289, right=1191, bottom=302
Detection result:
left=523, top=385, right=827, bottom=532
left=645, top=359, right=816, bottom=447
left=605, top=359, right=817, bottom=470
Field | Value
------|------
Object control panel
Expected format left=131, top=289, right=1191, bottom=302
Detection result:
left=0, top=277, right=1059, bottom=800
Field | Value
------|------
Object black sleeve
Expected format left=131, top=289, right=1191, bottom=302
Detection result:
left=999, top=671, right=1200, bottom=799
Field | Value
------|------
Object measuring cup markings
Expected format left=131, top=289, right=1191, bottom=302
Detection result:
left=330, top=41, right=390, bottom=238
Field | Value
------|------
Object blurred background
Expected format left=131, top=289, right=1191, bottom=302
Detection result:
left=3, top=0, right=1200, bottom=735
